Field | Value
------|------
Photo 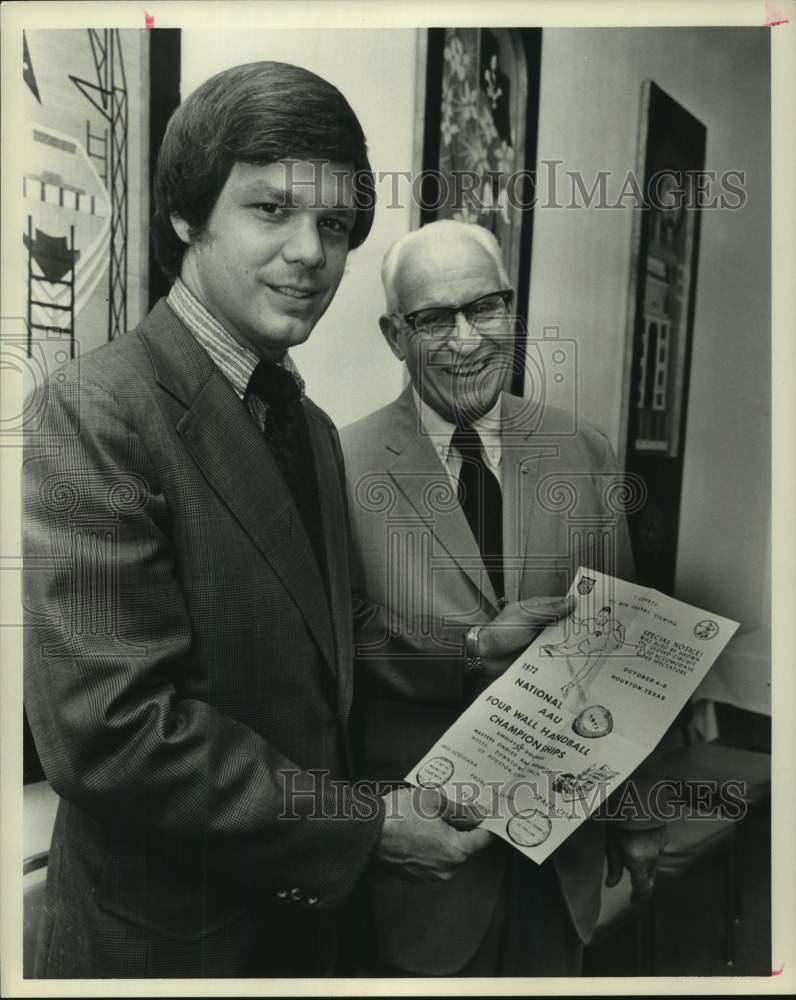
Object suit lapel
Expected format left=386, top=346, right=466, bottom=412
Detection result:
left=306, top=408, right=353, bottom=710
left=501, top=398, right=523, bottom=606
left=139, top=302, right=337, bottom=676
left=500, top=393, right=568, bottom=597
left=385, top=388, right=499, bottom=610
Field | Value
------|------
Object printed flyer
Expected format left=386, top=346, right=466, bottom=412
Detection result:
left=408, top=569, right=740, bottom=863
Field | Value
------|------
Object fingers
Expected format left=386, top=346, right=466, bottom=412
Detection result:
left=454, top=826, right=493, bottom=855
left=439, top=792, right=485, bottom=830
left=604, top=841, right=623, bottom=887
left=628, top=862, right=656, bottom=903
left=493, top=594, right=575, bottom=626
left=634, top=831, right=666, bottom=901
left=415, top=786, right=445, bottom=817
left=605, top=828, right=666, bottom=901
left=483, top=595, right=575, bottom=661
left=525, top=594, right=576, bottom=622
left=376, top=786, right=493, bottom=883
left=404, top=820, right=492, bottom=881
left=423, top=820, right=492, bottom=880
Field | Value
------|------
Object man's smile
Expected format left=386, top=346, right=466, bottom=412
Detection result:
left=267, top=283, right=323, bottom=301
left=442, top=358, right=492, bottom=377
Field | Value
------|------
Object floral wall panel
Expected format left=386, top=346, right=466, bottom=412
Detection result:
left=419, top=28, right=542, bottom=394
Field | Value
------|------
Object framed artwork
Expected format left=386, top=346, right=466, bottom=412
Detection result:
left=414, top=27, right=542, bottom=396
left=620, top=81, right=706, bottom=592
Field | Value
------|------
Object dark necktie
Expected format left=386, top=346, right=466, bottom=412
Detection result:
left=245, top=361, right=326, bottom=578
left=451, top=424, right=504, bottom=602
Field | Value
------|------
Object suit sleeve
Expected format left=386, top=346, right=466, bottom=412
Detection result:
left=23, top=374, right=384, bottom=910
left=350, top=578, right=474, bottom=707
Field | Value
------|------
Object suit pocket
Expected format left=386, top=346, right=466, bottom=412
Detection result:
left=98, top=853, right=250, bottom=943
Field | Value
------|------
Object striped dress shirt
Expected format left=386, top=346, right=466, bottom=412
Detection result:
left=166, top=277, right=305, bottom=431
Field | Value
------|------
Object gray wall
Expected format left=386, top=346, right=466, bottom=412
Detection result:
left=180, top=27, right=771, bottom=633
left=530, top=27, right=770, bottom=630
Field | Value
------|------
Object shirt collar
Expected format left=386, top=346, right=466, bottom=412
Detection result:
left=411, top=386, right=503, bottom=466
left=166, top=278, right=305, bottom=401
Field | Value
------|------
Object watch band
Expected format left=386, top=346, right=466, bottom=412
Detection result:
left=464, top=624, right=484, bottom=674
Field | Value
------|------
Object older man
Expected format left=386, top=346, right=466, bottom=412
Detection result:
left=24, top=66, right=551, bottom=979
left=341, top=220, right=666, bottom=976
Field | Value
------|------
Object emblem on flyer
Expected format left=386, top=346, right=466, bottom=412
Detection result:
left=693, top=619, right=719, bottom=640
left=506, top=808, right=552, bottom=848
left=416, top=755, right=454, bottom=788
left=577, top=575, right=596, bottom=595
left=572, top=704, right=613, bottom=739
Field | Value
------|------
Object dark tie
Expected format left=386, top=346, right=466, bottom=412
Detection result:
left=451, top=424, right=504, bottom=602
left=245, top=361, right=326, bottom=578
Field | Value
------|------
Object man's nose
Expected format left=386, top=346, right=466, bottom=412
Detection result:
left=282, top=217, right=325, bottom=269
left=445, top=311, right=480, bottom=347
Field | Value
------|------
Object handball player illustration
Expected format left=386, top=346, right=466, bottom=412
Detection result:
left=541, top=606, right=646, bottom=702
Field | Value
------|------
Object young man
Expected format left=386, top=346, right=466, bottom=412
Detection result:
left=341, top=220, right=667, bottom=976
left=24, top=64, right=534, bottom=979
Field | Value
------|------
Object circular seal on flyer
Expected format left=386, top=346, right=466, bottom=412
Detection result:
left=694, top=619, right=719, bottom=640
left=506, top=808, right=552, bottom=848
left=572, top=704, right=613, bottom=739
left=416, top=756, right=455, bottom=789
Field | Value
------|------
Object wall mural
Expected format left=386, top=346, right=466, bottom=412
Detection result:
left=21, top=29, right=148, bottom=361
left=20, top=28, right=149, bottom=785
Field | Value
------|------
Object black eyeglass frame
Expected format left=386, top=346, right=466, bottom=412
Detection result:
left=400, top=289, right=515, bottom=337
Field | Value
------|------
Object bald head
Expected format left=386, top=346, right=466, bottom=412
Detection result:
left=381, top=221, right=510, bottom=314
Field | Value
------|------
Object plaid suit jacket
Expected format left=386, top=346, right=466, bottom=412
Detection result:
left=23, top=300, right=384, bottom=977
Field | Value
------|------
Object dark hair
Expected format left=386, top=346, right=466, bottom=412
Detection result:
left=152, top=61, right=376, bottom=281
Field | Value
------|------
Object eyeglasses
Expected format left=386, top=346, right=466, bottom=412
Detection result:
left=401, top=289, right=514, bottom=339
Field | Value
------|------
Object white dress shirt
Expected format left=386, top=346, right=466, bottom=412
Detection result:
left=411, top=387, right=503, bottom=493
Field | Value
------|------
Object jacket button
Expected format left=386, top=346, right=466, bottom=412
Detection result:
left=276, top=889, right=288, bottom=899
left=306, top=894, right=320, bottom=906
left=290, top=887, right=303, bottom=901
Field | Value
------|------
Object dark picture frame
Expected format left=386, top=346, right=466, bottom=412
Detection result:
left=415, top=27, right=542, bottom=397
left=620, top=81, right=707, bottom=593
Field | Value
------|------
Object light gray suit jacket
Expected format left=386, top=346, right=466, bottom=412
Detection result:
left=341, top=386, right=636, bottom=974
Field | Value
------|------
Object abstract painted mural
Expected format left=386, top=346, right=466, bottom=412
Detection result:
left=21, top=29, right=149, bottom=360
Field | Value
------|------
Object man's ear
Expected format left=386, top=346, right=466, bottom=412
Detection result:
left=379, top=314, right=406, bottom=362
left=170, top=214, right=192, bottom=246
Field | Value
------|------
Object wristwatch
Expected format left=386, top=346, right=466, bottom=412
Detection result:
left=464, top=625, right=485, bottom=674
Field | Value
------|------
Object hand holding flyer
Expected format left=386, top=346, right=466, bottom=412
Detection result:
left=407, top=569, right=740, bottom=863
